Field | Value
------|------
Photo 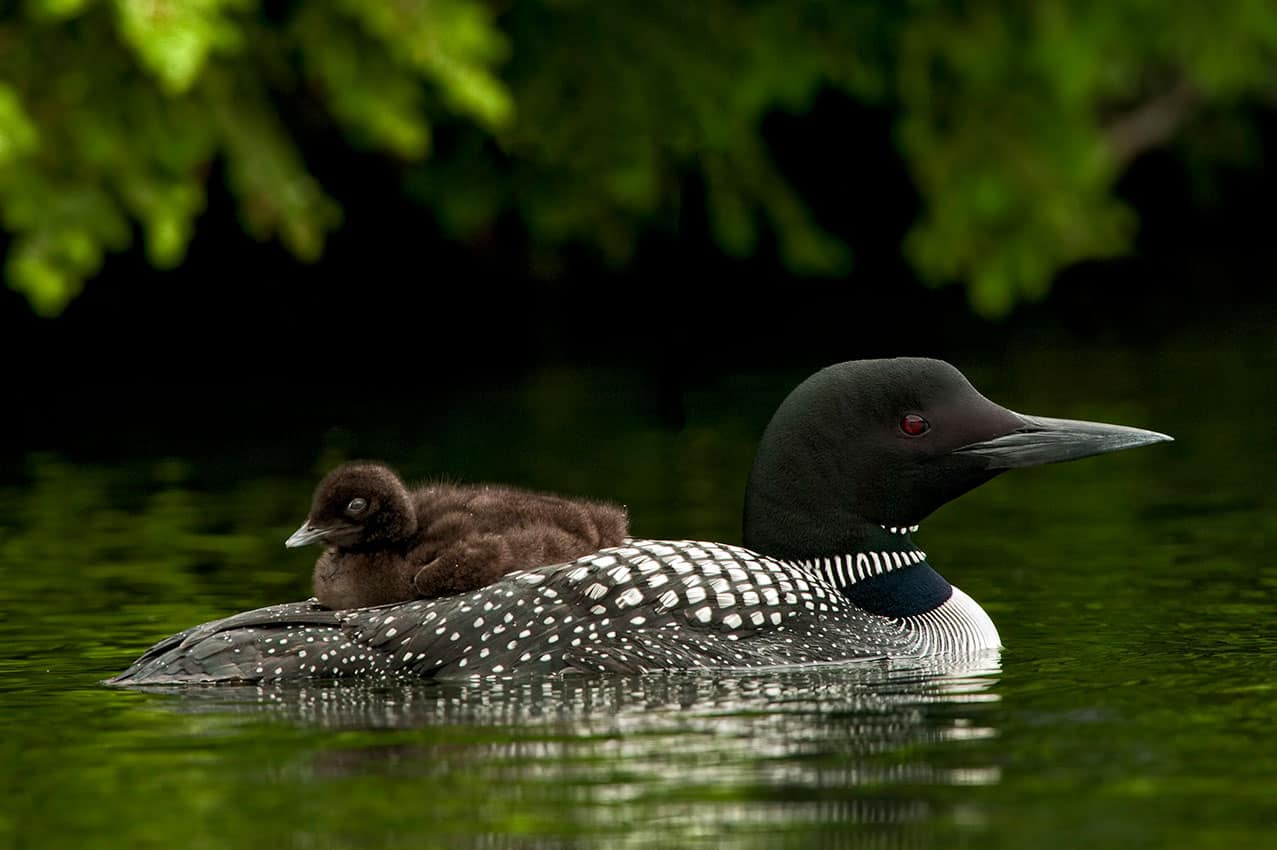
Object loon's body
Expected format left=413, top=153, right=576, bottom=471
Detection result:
left=109, top=537, right=996, bottom=682
left=108, top=358, right=1169, bottom=685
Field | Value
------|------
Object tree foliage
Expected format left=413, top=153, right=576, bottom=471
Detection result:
left=2, top=1, right=1276, bottom=317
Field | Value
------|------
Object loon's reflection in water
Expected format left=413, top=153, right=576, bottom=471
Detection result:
left=123, top=654, right=1002, bottom=846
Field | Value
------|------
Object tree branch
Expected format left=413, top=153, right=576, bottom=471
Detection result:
left=1104, top=79, right=1201, bottom=166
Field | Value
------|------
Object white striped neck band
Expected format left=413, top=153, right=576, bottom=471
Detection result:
left=787, top=546, right=928, bottom=590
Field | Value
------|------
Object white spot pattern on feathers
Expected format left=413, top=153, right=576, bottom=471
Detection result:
left=112, top=537, right=993, bottom=685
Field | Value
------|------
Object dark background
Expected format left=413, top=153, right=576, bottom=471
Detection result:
left=7, top=94, right=1272, bottom=457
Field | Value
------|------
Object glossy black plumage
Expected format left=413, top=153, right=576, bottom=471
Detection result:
left=287, top=462, right=628, bottom=609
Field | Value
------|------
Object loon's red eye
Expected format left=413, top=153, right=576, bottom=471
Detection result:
left=900, top=414, right=930, bottom=436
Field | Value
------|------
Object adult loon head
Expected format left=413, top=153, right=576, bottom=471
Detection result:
left=746, top=358, right=1166, bottom=556
left=742, top=357, right=1170, bottom=619
left=106, top=357, right=1171, bottom=685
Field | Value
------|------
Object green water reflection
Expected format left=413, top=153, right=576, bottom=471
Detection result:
left=3, top=328, right=1275, bottom=849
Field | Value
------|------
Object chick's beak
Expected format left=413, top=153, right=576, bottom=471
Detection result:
left=284, top=522, right=331, bottom=548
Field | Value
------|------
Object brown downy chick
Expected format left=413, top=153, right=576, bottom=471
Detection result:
left=285, top=462, right=629, bottom=610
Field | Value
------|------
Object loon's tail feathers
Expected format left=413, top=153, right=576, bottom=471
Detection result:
left=105, top=601, right=348, bottom=686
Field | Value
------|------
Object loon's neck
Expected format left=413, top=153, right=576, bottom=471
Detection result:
left=786, top=525, right=952, bottom=618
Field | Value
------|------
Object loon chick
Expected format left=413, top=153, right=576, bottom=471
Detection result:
left=287, top=462, right=630, bottom=609
left=108, top=358, right=1172, bottom=685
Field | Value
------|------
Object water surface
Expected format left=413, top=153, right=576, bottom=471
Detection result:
left=3, top=328, right=1274, bottom=849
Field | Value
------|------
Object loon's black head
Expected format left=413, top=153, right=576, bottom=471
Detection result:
left=743, top=358, right=1171, bottom=561
left=285, top=462, right=418, bottom=551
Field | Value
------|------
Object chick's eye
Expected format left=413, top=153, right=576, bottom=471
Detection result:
left=900, top=413, right=930, bottom=437
left=346, top=497, right=367, bottom=515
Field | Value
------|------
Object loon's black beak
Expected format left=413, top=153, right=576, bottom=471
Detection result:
left=285, top=522, right=332, bottom=548
left=954, top=414, right=1173, bottom=469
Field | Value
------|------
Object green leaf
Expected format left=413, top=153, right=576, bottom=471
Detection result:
left=27, top=0, right=95, bottom=20
left=0, top=85, right=39, bottom=164
left=292, top=5, right=432, bottom=158
left=336, top=0, right=513, bottom=128
left=112, top=0, right=249, bottom=93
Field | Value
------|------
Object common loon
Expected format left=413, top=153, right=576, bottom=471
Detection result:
left=287, top=461, right=628, bottom=609
left=107, top=358, right=1171, bottom=685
